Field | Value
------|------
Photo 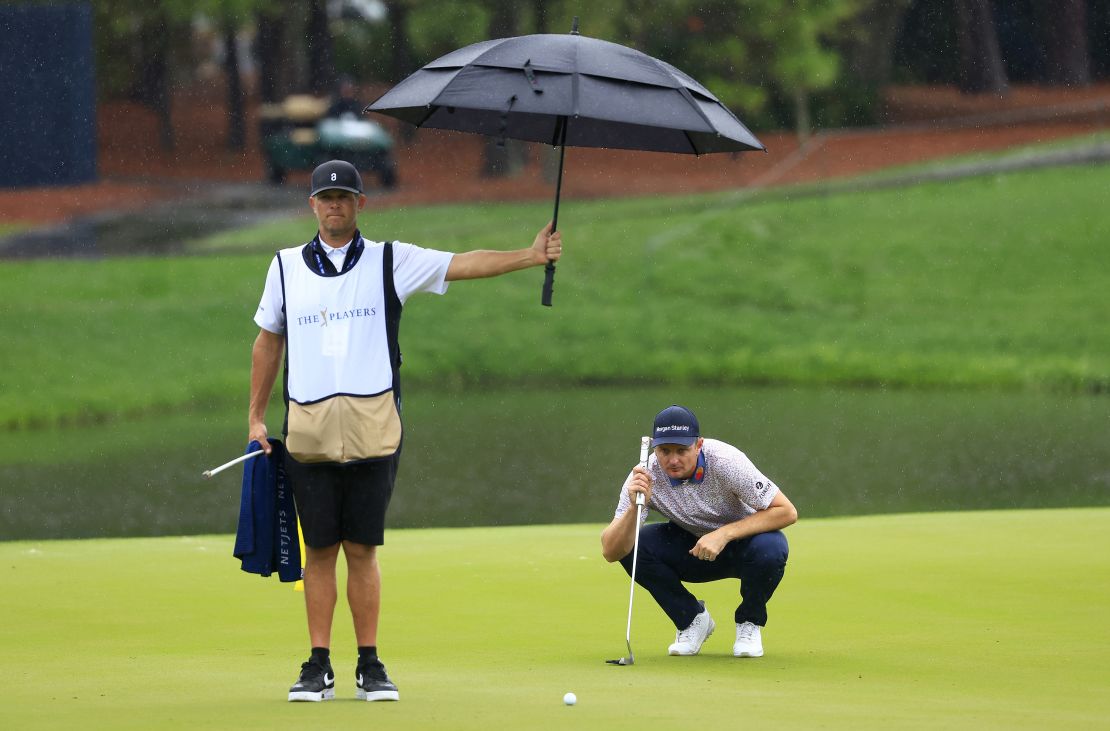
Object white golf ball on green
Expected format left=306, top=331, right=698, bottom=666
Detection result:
left=563, top=692, right=577, bottom=706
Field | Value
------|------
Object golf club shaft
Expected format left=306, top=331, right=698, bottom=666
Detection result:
left=623, top=436, right=652, bottom=652
left=202, top=449, right=264, bottom=479
left=625, top=498, right=643, bottom=647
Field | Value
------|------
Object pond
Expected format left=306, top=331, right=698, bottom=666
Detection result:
left=1, top=385, right=1107, bottom=540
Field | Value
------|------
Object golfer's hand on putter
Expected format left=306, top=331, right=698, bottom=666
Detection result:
left=531, top=221, right=563, bottom=264
left=628, top=466, right=652, bottom=506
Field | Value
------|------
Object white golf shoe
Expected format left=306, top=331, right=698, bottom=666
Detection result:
left=733, top=621, right=764, bottom=657
left=668, top=608, right=715, bottom=656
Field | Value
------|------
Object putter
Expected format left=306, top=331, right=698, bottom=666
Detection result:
left=607, top=435, right=651, bottom=666
left=201, top=449, right=265, bottom=479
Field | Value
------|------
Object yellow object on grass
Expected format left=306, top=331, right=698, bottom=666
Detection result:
left=294, top=517, right=306, bottom=592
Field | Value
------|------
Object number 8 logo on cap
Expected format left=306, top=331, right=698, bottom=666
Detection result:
left=331, top=172, right=337, bottom=181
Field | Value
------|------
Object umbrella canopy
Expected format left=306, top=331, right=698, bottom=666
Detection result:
left=367, top=32, right=764, bottom=154
left=366, top=22, right=766, bottom=304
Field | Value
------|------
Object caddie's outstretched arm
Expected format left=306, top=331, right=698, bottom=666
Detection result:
left=445, top=222, right=562, bottom=281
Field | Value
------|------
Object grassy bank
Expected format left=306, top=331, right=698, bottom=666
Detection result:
left=2, top=163, right=1109, bottom=430
left=3, top=509, right=1108, bottom=730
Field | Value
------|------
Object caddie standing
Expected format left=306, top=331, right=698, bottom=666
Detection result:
left=248, top=160, right=563, bottom=702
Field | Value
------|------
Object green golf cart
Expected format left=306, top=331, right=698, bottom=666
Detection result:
left=259, top=95, right=398, bottom=189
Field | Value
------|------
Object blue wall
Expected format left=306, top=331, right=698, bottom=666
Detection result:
left=0, top=2, right=97, bottom=188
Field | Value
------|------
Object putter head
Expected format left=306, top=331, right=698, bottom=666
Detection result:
left=605, top=656, right=634, bottom=666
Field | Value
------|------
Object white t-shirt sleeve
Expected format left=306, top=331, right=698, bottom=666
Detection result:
left=253, top=256, right=285, bottom=334
left=391, top=241, right=454, bottom=302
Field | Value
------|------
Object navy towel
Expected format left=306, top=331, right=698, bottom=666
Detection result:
left=232, top=439, right=302, bottom=582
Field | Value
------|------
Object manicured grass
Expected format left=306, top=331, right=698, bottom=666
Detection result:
left=3, top=163, right=1109, bottom=430
left=3, top=508, right=1107, bottom=730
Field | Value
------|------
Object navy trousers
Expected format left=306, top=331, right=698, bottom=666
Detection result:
left=619, top=521, right=789, bottom=631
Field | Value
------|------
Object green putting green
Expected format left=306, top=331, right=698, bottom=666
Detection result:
left=4, top=508, right=1107, bottom=729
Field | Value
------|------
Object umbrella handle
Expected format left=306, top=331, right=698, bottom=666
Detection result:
left=542, top=262, right=556, bottom=306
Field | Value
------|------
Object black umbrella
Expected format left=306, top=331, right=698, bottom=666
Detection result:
left=366, top=18, right=766, bottom=306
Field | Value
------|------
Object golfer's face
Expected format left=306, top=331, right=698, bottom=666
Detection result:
left=654, top=439, right=702, bottom=480
left=311, top=189, right=364, bottom=238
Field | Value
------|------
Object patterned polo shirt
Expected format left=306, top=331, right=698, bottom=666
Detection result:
left=613, top=438, right=780, bottom=537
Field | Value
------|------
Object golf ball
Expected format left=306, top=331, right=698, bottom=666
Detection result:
left=563, top=692, right=577, bottom=706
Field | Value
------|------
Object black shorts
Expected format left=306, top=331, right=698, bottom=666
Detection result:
left=285, top=452, right=400, bottom=548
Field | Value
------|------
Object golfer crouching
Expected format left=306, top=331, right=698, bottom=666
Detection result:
left=601, top=405, right=797, bottom=658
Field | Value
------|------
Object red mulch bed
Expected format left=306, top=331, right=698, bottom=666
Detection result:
left=2, top=83, right=1107, bottom=225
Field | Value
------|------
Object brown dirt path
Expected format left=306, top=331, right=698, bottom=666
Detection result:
left=2, top=83, right=1106, bottom=225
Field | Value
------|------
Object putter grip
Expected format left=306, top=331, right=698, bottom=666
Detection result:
left=541, top=261, right=556, bottom=306
left=635, top=436, right=650, bottom=506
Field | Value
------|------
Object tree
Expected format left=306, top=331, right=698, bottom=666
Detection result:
left=193, top=1, right=268, bottom=150
left=837, top=0, right=915, bottom=90
left=1036, top=0, right=1091, bottom=85
left=307, top=0, right=337, bottom=94
left=93, top=2, right=186, bottom=151
left=222, top=19, right=246, bottom=150
left=94, top=0, right=268, bottom=152
left=255, top=7, right=288, bottom=103
left=613, top=0, right=860, bottom=138
left=382, top=0, right=418, bottom=83
left=136, top=8, right=176, bottom=151
left=955, top=0, right=1008, bottom=94
left=750, top=0, right=861, bottom=139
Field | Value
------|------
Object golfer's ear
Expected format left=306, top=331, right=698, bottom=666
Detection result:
left=358, top=194, right=368, bottom=210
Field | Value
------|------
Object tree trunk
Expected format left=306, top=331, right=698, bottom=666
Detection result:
left=1038, top=0, right=1090, bottom=86
left=533, top=0, right=549, bottom=33
left=482, top=0, right=526, bottom=178
left=793, top=88, right=812, bottom=142
left=385, top=0, right=415, bottom=83
left=533, top=0, right=561, bottom=182
left=135, top=13, right=174, bottom=151
left=955, top=0, right=1008, bottom=94
left=382, top=1, right=417, bottom=142
left=224, top=22, right=246, bottom=151
left=255, top=10, right=286, bottom=103
left=840, top=0, right=915, bottom=88
left=307, top=0, right=335, bottom=95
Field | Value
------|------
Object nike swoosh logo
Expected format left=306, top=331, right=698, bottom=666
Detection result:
left=324, top=673, right=334, bottom=685
left=357, top=673, right=363, bottom=685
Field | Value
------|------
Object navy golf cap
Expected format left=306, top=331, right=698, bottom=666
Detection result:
left=651, top=405, right=700, bottom=447
left=310, top=160, right=363, bottom=197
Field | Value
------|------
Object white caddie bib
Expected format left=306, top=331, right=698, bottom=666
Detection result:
left=278, top=242, right=401, bottom=464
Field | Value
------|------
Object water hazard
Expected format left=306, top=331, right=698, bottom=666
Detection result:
left=1, top=385, right=1107, bottom=540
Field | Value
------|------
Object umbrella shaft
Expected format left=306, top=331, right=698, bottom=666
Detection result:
left=551, top=118, right=568, bottom=233
left=542, top=117, right=568, bottom=307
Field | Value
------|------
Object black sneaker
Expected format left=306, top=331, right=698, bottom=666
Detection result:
left=288, top=657, right=335, bottom=702
left=356, top=657, right=399, bottom=702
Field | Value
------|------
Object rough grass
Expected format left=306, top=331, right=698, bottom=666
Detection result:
left=3, top=508, right=1107, bottom=730
left=3, top=162, right=1109, bottom=430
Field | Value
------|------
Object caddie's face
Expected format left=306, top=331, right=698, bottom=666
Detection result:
left=654, top=438, right=703, bottom=480
left=310, top=189, right=366, bottom=240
